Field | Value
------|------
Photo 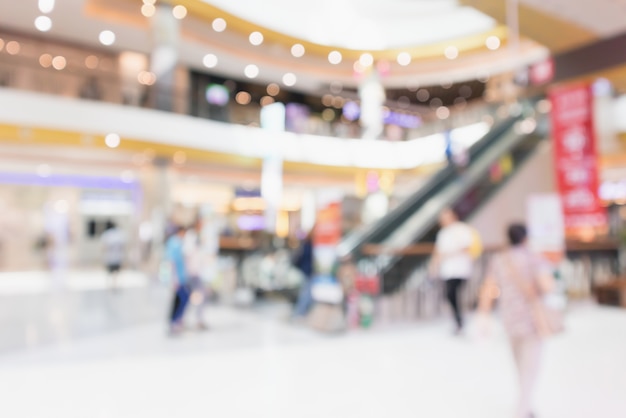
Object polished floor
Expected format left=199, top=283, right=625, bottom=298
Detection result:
left=0, top=274, right=625, bottom=417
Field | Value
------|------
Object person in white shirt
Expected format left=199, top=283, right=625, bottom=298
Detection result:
left=101, top=221, right=126, bottom=290
left=431, top=208, right=475, bottom=334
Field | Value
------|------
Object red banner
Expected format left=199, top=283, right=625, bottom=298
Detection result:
left=313, top=202, right=342, bottom=246
left=549, top=84, right=607, bottom=233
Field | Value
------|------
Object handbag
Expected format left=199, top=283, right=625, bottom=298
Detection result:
left=504, top=252, right=564, bottom=337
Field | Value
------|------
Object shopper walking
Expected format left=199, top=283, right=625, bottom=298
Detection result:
left=166, top=226, right=190, bottom=335
left=184, top=218, right=217, bottom=331
left=430, top=208, right=475, bottom=334
left=292, top=229, right=314, bottom=319
left=100, top=221, right=125, bottom=290
left=479, top=223, right=556, bottom=418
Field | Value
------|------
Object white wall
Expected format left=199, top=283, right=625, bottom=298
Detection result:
left=469, top=141, right=556, bottom=247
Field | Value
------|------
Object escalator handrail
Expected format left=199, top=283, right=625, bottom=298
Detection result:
left=338, top=113, right=522, bottom=258
left=377, top=112, right=548, bottom=279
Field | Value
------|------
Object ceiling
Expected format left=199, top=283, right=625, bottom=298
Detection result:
left=461, top=0, right=626, bottom=53
left=0, top=0, right=549, bottom=93
left=201, top=0, right=497, bottom=50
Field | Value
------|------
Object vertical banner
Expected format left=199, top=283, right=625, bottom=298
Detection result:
left=549, top=83, right=607, bottom=235
left=313, top=195, right=343, bottom=275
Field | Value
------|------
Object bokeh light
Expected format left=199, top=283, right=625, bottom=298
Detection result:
left=141, top=3, right=156, bottom=17
left=266, top=83, right=280, bottom=96
left=436, top=106, right=450, bottom=120
left=105, top=133, right=121, bottom=148
left=249, top=32, right=264, bottom=46
left=328, top=51, right=342, bottom=65
left=444, top=46, right=458, bottom=60
left=6, top=41, right=20, bottom=55
left=416, top=89, right=430, bottom=102
left=39, top=54, right=53, bottom=68
left=235, top=91, right=252, bottom=105
left=321, top=108, right=336, bottom=122
left=359, top=53, right=374, bottom=67
left=138, top=71, right=157, bottom=86
left=172, top=5, right=187, bottom=20
left=486, top=36, right=501, bottom=51
left=203, top=54, right=218, bottom=68
left=99, top=30, right=116, bottom=46
left=282, top=73, right=297, bottom=87
left=244, top=64, right=259, bottom=79
left=52, top=56, right=66, bottom=70
left=291, top=44, right=305, bottom=58
left=35, top=16, right=52, bottom=32
left=85, top=55, right=99, bottom=69
left=212, top=18, right=227, bottom=32
left=260, top=96, right=275, bottom=106
left=397, top=52, right=411, bottom=66
left=38, top=0, right=55, bottom=14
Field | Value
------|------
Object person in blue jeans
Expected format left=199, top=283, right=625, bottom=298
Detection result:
left=293, top=231, right=314, bottom=318
left=166, top=226, right=190, bottom=335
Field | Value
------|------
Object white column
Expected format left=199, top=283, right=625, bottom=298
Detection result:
left=150, top=4, right=180, bottom=111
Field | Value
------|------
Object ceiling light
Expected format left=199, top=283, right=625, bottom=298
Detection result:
left=105, top=133, right=121, bottom=148
left=6, top=41, right=20, bottom=55
left=99, top=30, right=116, bottom=46
left=235, top=91, right=251, bottom=105
left=38, top=0, right=55, bottom=14
left=359, top=53, right=374, bottom=67
left=328, top=51, right=342, bottom=65
left=35, top=16, right=52, bottom=32
left=444, top=46, right=458, bottom=60
left=267, top=83, right=280, bottom=96
left=291, top=44, right=305, bottom=58
left=397, top=52, right=411, bottom=66
left=39, top=53, right=53, bottom=68
left=486, top=36, right=501, bottom=51
left=85, top=55, right=99, bottom=69
left=212, top=18, right=227, bottom=32
left=244, top=64, right=259, bottom=79
left=203, top=53, right=218, bottom=68
left=282, top=72, right=297, bottom=87
left=141, top=3, right=156, bottom=17
left=143, top=0, right=157, bottom=4
left=172, top=5, right=187, bottom=20
left=52, top=56, right=66, bottom=70
left=249, top=31, right=264, bottom=46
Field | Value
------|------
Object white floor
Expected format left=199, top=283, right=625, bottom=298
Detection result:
left=1, top=301, right=626, bottom=418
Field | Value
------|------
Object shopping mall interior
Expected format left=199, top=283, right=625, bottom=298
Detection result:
left=2, top=1, right=626, bottom=417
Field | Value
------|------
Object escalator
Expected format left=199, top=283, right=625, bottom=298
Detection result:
left=338, top=101, right=549, bottom=293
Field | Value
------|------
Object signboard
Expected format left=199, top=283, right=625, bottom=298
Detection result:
left=549, top=83, right=607, bottom=233
left=527, top=194, right=565, bottom=261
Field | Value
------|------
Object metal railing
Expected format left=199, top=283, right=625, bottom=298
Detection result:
left=368, top=242, right=622, bottom=324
